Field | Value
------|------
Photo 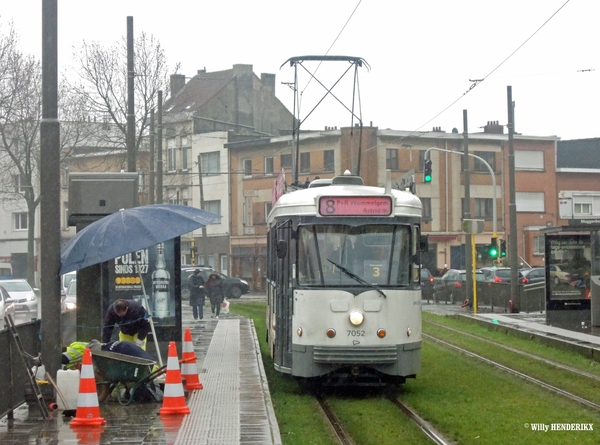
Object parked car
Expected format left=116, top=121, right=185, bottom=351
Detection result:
left=61, top=279, right=77, bottom=313
left=479, top=267, right=524, bottom=283
left=181, top=267, right=250, bottom=299
left=548, top=264, right=571, bottom=285
left=420, top=268, right=434, bottom=300
left=433, top=269, right=485, bottom=304
left=2, top=279, right=38, bottom=317
left=519, top=267, right=545, bottom=285
left=61, top=271, right=76, bottom=296
left=0, top=284, right=15, bottom=320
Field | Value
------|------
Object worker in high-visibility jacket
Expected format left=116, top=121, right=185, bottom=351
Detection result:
left=61, top=341, right=88, bottom=370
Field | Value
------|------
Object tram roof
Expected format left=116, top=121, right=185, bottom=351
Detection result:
left=268, top=185, right=422, bottom=223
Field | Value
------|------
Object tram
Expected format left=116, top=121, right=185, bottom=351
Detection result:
left=265, top=172, right=426, bottom=385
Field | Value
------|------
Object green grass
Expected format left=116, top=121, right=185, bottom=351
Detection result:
left=231, top=303, right=600, bottom=445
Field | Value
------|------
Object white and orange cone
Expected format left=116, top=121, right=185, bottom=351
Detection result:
left=159, top=341, right=190, bottom=416
left=181, top=328, right=203, bottom=391
left=70, top=348, right=106, bottom=427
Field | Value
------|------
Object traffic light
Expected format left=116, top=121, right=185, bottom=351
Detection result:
left=500, top=240, right=506, bottom=257
left=488, top=237, right=499, bottom=259
left=423, top=159, right=432, bottom=183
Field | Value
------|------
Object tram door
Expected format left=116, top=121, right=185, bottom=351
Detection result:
left=275, top=221, right=293, bottom=371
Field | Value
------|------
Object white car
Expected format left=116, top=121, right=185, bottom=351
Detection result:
left=2, top=279, right=38, bottom=318
left=61, top=279, right=77, bottom=313
left=0, top=285, right=15, bottom=320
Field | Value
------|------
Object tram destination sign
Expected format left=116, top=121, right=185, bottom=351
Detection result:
left=318, top=196, right=393, bottom=216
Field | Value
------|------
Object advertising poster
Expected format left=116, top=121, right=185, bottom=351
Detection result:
left=547, top=234, right=591, bottom=301
left=108, top=238, right=176, bottom=326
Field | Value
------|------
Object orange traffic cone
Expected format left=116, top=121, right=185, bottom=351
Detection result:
left=181, top=328, right=203, bottom=391
left=159, top=341, right=190, bottom=415
left=70, top=348, right=106, bottom=427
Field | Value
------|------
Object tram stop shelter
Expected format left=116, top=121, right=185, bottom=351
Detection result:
left=542, top=222, right=600, bottom=333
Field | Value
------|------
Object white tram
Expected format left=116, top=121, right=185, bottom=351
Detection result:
left=266, top=173, right=425, bottom=385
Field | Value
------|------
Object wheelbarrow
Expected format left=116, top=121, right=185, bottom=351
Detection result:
left=91, top=349, right=166, bottom=405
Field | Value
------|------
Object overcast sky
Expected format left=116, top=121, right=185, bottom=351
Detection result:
left=1, top=0, right=598, bottom=140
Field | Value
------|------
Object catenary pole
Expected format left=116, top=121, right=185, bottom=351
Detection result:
left=507, top=86, right=519, bottom=310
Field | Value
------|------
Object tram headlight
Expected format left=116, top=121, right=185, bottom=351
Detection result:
left=297, top=327, right=303, bottom=337
left=407, top=327, right=412, bottom=337
left=349, top=310, right=364, bottom=326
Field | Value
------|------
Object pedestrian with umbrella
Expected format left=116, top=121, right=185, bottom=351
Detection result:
left=206, top=272, right=224, bottom=319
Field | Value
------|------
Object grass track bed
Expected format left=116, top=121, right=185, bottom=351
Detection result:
left=231, top=302, right=600, bottom=444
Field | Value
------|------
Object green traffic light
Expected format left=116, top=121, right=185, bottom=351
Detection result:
left=489, top=246, right=498, bottom=258
left=424, top=174, right=432, bottom=183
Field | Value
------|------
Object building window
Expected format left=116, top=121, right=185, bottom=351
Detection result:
left=280, top=153, right=292, bottom=169
left=167, top=188, right=178, bottom=204
left=300, top=152, right=310, bottom=173
left=182, top=147, right=191, bottom=170
left=474, top=151, right=495, bottom=172
left=201, top=151, right=220, bottom=175
left=14, top=213, right=27, bottom=230
left=203, top=200, right=221, bottom=222
left=516, top=192, right=545, bottom=212
left=421, top=197, right=431, bottom=220
left=386, top=149, right=398, bottom=170
left=167, top=138, right=177, bottom=171
left=515, top=151, right=544, bottom=171
left=13, top=174, right=22, bottom=193
left=138, top=171, right=146, bottom=192
left=474, top=198, right=494, bottom=219
left=265, top=157, right=274, bottom=176
left=533, top=235, right=544, bottom=255
left=264, top=201, right=272, bottom=222
left=574, top=202, right=592, bottom=216
left=63, top=202, right=69, bottom=229
left=243, top=159, right=252, bottom=177
left=324, top=150, right=334, bottom=172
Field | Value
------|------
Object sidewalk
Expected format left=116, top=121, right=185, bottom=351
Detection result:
left=0, top=304, right=281, bottom=445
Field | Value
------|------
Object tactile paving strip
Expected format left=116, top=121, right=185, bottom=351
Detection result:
left=175, top=318, right=281, bottom=445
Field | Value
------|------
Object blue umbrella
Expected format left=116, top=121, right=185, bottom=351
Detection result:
left=60, top=204, right=221, bottom=275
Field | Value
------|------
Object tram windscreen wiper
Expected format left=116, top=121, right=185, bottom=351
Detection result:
left=327, top=259, right=387, bottom=298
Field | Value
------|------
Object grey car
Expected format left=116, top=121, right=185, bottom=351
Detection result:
left=2, top=279, right=38, bottom=318
left=433, top=269, right=485, bottom=304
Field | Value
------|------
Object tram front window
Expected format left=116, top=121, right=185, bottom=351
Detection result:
left=297, top=224, right=410, bottom=286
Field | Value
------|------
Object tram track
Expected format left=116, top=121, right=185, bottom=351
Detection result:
left=424, top=319, right=600, bottom=383
left=316, top=392, right=453, bottom=445
left=423, top=332, right=600, bottom=412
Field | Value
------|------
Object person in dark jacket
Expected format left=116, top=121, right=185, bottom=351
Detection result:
left=189, top=269, right=206, bottom=320
left=102, top=299, right=151, bottom=349
left=205, top=272, right=224, bottom=319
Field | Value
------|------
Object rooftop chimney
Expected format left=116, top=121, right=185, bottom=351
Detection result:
left=170, top=74, right=186, bottom=98
left=483, top=120, right=504, bottom=134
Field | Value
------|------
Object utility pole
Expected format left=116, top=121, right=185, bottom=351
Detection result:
left=197, top=154, right=209, bottom=266
left=149, top=109, right=155, bottom=204
left=507, top=86, right=519, bottom=311
left=463, top=110, right=473, bottom=304
left=126, top=17, right=136, bottom=178
left=157, top=91, right=163, bottom=204
left=40, top=0, right=61, bottom=379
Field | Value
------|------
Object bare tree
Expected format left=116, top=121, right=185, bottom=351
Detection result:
left=71, top=32, right=177, bottom=156
left=0, top=21, right=42, bottom=283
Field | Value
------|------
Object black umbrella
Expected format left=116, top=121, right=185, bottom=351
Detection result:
left=60, top=204, right=220, bottom=275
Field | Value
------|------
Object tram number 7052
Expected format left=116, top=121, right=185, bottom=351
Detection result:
left=347, top=330, right=366, bottom=337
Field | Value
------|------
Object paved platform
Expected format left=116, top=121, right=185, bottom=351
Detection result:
left=422, top=301, right=600, bottom=358
left=0, top=305, right=282, bottom=445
